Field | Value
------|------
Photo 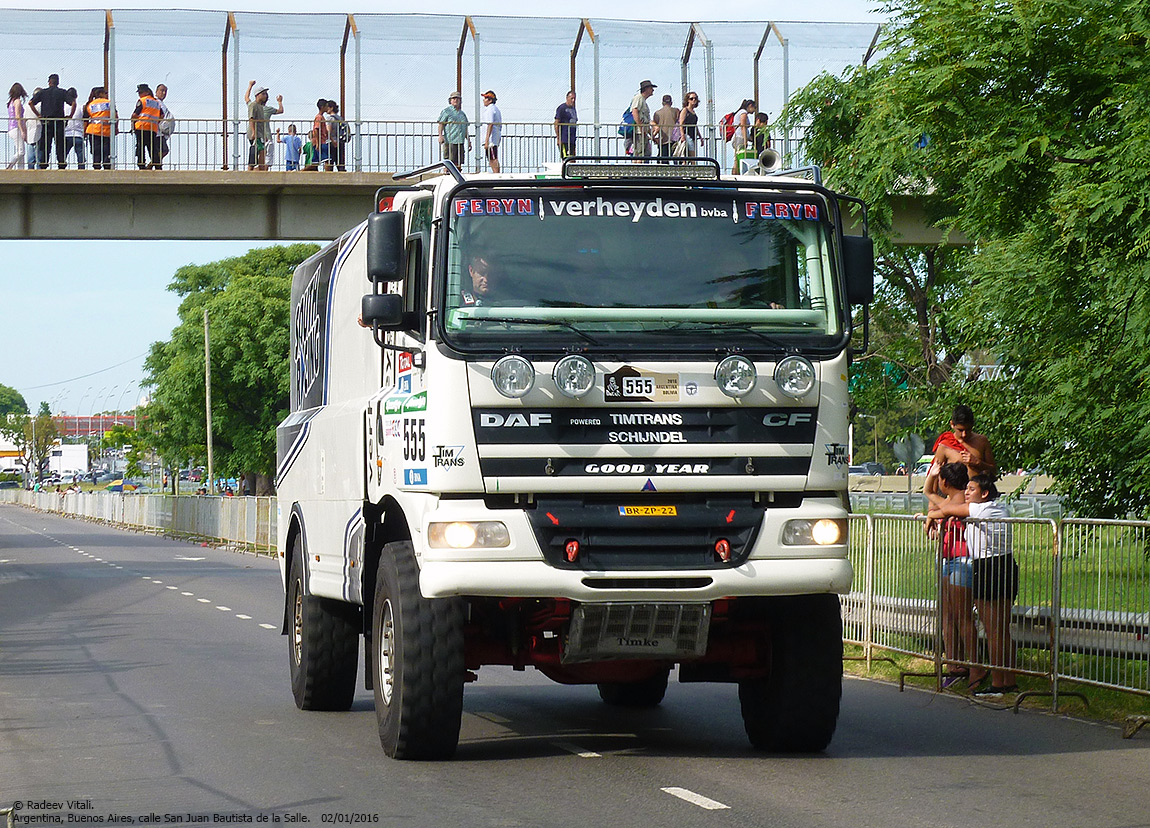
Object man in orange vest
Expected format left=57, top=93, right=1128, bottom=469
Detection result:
left=132, top=83, right=163, bottom=170
left=84, top=86, right=115, bottom=170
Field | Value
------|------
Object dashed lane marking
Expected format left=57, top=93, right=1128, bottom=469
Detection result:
left=552, top=741, right=601, bottom=758
left=660, top=788, right=730, bottom=811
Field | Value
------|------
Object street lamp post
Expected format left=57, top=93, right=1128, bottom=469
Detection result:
left=858, top=413, right=879, bottom=466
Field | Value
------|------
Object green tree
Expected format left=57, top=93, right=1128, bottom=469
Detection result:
left=788, top=0, right=1150, bottom=515
left=145, top=244, right=318, bottom=495
left=0, top=383, right=28, bottom=421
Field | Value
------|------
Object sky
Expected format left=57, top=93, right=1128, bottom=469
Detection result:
left=1, top=0, right=886, bottom=417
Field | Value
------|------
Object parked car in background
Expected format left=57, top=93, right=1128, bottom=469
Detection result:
left=848, top=462, right=886, bottom=476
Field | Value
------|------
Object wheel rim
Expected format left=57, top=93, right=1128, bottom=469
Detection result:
left=291, top=579, right=303, bottom=665
left=378, top=598, right=395, bottom=705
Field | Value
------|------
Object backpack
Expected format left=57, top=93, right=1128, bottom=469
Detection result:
left=720, top=112, right=736, bottom=142
left=337, top=119, right=351, bottom=143
left=617, top=107, right=635, bottom=138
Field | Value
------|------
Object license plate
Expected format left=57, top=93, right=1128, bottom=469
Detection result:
left=618, top=505, right=677, bottom=517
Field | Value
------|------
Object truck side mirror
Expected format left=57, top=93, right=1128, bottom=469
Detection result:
left=361, top=292, right=405, bottom=329
left=367, top=211, right=405, bottom=283
left=842, top=235, right=875, bottom=306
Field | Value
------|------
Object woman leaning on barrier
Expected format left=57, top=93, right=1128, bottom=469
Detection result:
left=928, top=472, right=1019, bottom=697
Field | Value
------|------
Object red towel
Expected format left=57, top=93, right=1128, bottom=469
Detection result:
left=933, top=431, right=964, bottom=454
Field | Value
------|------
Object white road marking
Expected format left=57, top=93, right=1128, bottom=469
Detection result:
left=216, top=606, right=231, bottom=611
left=473, top=712, right=510, bottom=724
left=166, top=586, right=178, bottom=590
left=175, top=556, right=206, bottom=561
left=152, top=580, right=164, bottom=584
left=259, top=623, right=276, bottom=629
left=552, top=741, right=601, bottom=758
left=235, top=614, right=252, bottom=620
left=197, top=598, right=211, bottom=603
left=181, top=592, right=194, bottom=596
left=660, top=788, right=730, bottom=811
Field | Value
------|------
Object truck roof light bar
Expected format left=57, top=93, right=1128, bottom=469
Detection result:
left=561, top=156, right=721, bottom=181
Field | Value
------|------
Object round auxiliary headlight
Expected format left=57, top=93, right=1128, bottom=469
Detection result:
left=552, top=354, right=595, bottom=399
left=443, top=522, right=478, bottom=549
left=774, top=355, right=816, bottom=399
left=491, top=355, right=535, bottom=399
left=714, top=355, right=757, bottom=398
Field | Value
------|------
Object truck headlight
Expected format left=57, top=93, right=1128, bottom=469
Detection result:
left=774, top=356, right=816, bottom=399
left=491, top=355, right=535, bottom=398
left=428, top=521, right=511, bottom=549
left=715, top=355, right=757, bottom=398
left=552, top=354, right=595, bottom=398
left=782, top=518, right=845, bottom=546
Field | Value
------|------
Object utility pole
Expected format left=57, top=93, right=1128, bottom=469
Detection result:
left=204, top=309, right=215, bottom=496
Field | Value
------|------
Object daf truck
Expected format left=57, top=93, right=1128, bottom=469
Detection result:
left=277, top=156, right=874, bottom=759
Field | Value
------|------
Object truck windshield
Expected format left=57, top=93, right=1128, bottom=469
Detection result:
left=440, top=186, right=845, bottom=352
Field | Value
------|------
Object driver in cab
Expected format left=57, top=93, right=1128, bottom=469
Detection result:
left=461, top=254, right=497, bottom=306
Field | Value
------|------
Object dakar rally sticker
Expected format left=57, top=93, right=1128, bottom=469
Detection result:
left=604, top=366, right=679, bottom=403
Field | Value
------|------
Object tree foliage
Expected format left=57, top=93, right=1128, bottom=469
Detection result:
left=144, top=244, right=319, bottom=494
left=787, top=0, right=1150, bottom=515
left=0, top=383, right=28, bottom=421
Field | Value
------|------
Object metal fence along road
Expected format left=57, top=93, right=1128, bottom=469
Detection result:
left=846, top=513, right=1150, bottom=729
left=4, top=491, right=1146, bottom=726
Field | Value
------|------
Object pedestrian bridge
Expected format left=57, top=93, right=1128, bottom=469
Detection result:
left=0, top=167, right=953, bottom=244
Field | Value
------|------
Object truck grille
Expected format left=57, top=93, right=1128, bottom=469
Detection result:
left=527, top=494, right=771, bottom=570
left=563, top=602, right=712, bottom=663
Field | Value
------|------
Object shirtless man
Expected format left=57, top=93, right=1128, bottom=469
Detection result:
left=925, top=404, right=995, bottom=497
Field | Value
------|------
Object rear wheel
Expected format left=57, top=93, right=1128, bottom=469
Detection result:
left=372, top=541, right=466, bottom=760
left=288, top=536, right=359, bottom=711
left=597, top=666, right=671, bottom=708
left=738, top=594, right=842, bottom=752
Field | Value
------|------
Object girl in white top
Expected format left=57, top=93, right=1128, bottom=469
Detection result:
left=7, top=82, right=27, bottom=169
left=928, top=472, right=1018, bottom=696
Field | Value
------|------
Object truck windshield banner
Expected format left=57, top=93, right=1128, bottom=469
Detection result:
left=451, top=193, right=822, bottom=225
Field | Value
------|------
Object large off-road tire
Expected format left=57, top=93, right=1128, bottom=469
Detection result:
left=597, top=666, right=671, bottom=708
left=372, top=541, right=466, bottom=760
left=738, top=593, right=842, bottom=753
left=288, top=536, right=359, bottom=711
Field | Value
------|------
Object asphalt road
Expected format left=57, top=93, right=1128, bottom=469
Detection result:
left=2, top=504, right=1147, bottom=828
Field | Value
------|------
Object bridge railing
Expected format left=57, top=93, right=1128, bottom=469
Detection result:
left=3, top=117, right=805, bottom=175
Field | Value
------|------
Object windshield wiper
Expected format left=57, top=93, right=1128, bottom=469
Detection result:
left=471, top=315, right=603, bottom=346
left=659, top=322, right=792, bottom=351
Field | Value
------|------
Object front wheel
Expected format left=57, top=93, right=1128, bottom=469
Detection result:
left=287, top=536, right=359, bottom=711
left=372, top=541, right=466, bottom=760
left=738, top=594, right=842, bottom=753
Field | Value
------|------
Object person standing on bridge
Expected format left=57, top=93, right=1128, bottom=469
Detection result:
left=156, top=83, right=174, bottom=168
left=438, top=92, right=470, bottom=170
left=6, top=82, right=28, bottom=169
left=83, top=86, right=115, bottom=170
left=247, top=83, right=284, bottom=171
left=132, top=84, right=164, bottom=169
left=481, top=90, right=501, bottom=173
left=30, top=73, right=68, bottom=169
left=553, top=90, right=577, bottom=159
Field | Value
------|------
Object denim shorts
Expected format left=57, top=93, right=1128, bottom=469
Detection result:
left=942, top=556, right=973, bottom=589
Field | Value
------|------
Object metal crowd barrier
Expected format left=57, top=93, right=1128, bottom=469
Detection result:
left=3, top=117, right=766, bottom=174
left=0, top=489, right=276, bottom=554
left=846, top=513, right=1150, bottom=722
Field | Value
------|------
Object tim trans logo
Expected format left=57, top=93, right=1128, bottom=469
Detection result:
left=479, top=412, right=552, bottom=428
left=433, top=445, right=465, bottom=468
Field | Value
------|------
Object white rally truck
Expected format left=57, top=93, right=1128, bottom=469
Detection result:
left=277, top=156, right=873, bottom=760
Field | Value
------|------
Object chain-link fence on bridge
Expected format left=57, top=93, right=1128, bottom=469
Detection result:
left=0, top=10, right=879, bottom=173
